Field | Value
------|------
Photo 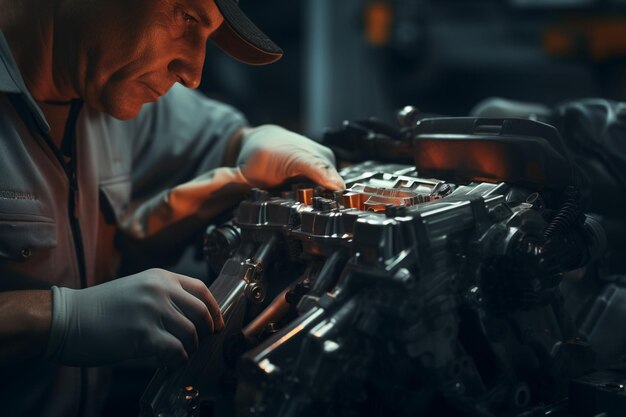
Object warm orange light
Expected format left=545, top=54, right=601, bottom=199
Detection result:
left=364, top=1, right=393, bottom=47
left=543, top=29, right=574, bottom=56
left=543, top=18, right=626, bottom=60
left=416, top=140, right=511, bottom=183
left=467, top=142, right=509, bottom=181
left=587, top=20, right=626, bottom=60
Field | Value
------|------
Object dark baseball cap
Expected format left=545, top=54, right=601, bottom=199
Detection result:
left=210, top=0, right=283, bottom=65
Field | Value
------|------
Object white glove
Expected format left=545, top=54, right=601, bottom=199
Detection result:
left=236, top=125, right=345, bottom=190
left=45, top=269, right=223, bottom=368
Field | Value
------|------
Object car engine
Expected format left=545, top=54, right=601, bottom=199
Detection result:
left=141, top=112, right=626, bottom=417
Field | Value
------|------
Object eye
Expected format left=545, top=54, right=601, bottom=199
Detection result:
left=182, top=11, right=198, bottom=24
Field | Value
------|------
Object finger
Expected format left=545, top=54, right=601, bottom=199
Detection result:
left=154, top=330, right=188, bottom=370
left=175, top=275, right=225, bottom=331
left=170, top=285, right=215, bottom=336
left=162, top=301, right=199, bottom=358
left=293, top=157, right=345, bottom=190
left=322, top=168, right=346, bottom=190
left=313, top=143, right=337, bottom=166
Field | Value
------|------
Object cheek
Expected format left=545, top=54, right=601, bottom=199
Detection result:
left=73, top=2, right=178, bottom=117
left=87, top=33, right=168, bottom=96
left=91, top=16, right=173, bottom=77
left=99, top=83, right=147, bottom=120
left=80, top=72, right=144, bottom=119
left=120, top=25, right=179, bottom=78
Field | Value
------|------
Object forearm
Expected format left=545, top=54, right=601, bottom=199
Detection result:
left=222, top=126, right=252, bottom=167
left=0, top=290, right=51, bottom=364
left=120, top=167, right=251, bottom=241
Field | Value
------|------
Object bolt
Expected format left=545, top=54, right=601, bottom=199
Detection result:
left=252, top=287, right=263, bottom=301
left=396, top=105, right=421, bottom=127
left=21, top=248, right=32, bottom=259
left=245, top=283, right=266, bottom=304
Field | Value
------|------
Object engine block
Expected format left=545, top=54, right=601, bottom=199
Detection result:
left=142, top=117, right=612, bottom=417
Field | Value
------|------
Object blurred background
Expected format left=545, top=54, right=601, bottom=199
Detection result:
left=108, top=0, right=626, bottom=414
left=200, top=0, right=626, bottom=138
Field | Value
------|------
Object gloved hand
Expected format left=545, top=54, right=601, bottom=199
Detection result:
left=236, top=125, right=345, bottom=190
left=45, top=269, right=223, bottom=368
left=120, top=126, right=345, bottom=240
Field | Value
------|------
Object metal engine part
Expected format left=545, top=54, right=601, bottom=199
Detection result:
left=142, top=118, right=611, bottom=417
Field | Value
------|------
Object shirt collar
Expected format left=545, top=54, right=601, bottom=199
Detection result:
left=0, top=31, right=50, bottom=132
left=0, top=31, right=28, bottom=94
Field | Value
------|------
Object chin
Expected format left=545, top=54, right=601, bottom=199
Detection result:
left=103, top=96, right=145, bottom=120
left=106, top=103, right=144, bottom=120
left=93, top=86, right=147, bottom=120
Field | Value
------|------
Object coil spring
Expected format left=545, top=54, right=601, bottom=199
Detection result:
left=544, top=187, right=583, bottom=240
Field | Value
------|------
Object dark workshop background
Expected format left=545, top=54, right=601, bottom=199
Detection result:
left=201, top=0, right=626, bottom=138
left=107, top=0, right=626, bottom=415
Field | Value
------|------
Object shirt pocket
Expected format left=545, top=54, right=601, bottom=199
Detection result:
left=99, top=176, right=131, bottom=226
left=0, top=212, right=56, bottom=262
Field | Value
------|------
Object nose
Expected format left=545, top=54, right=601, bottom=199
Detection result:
left=168, top=39, right=206, bottom=89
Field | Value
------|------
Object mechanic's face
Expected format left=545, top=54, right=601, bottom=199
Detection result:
left=69, top=0, right=224, bottom=119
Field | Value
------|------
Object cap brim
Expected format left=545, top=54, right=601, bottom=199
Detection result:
left=211, top=0, right=283, bottom=65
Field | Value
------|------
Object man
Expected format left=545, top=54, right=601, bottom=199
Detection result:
left=0, top=0, right=345, bottom=415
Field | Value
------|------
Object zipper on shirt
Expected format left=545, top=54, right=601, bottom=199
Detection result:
left=33, top=99, right=89, bottom=289
left=42, top=99, right=89, bottom=417
left=60, top=100, right=89, bottom=417
left=62, top=101, right=88, bottom=289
